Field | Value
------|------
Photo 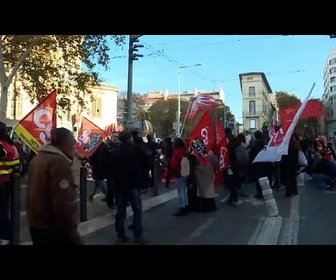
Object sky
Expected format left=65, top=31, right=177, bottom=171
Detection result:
left=97, top=35, right=336, bottom=123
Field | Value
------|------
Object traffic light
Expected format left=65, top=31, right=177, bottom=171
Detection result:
left=129, top=35, right=144, bottom=61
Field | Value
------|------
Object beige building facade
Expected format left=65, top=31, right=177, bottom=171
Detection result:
left=239, top=72, right=274, bottom=131
left=4, top=83, right=119, bottom=136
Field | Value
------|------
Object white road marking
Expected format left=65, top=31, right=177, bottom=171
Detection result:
left=220, top=195, right=229, bottom=204
left=248, top=217, right=266, bottom=245
left=177, top=217, right=216, bottom=245
left=323, top=191, right=336, bottom=194
left=278, top=195, right=300, bottom=245
left=254, top=216, right=283, bottom=245
left=188, top=217, right=216, bottom=239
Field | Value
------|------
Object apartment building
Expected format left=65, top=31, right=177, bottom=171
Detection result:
left=321, top=50, right=336, bottom=139
left=239, top=72, right=274, bottom=132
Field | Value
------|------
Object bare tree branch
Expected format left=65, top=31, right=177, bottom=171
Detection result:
left=6, top=35, right=43, bottom=87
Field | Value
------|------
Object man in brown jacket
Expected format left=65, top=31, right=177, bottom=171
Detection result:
left=27, top=127, right=82, bottom=245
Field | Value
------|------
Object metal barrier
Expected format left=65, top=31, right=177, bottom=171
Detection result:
left=79, top=160, right=88, bottom=222
left=10, top=166, right=21, bottom=245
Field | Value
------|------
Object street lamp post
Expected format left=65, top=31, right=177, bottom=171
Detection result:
left=177, top=63, right=202, bottom=137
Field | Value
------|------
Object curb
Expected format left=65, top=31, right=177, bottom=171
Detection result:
left=20, top=189, right=178, bottom=245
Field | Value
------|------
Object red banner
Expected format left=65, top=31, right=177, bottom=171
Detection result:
left=187, top=110, right=214, bottom=166
left=185, top=94, right=217, bottom=122
left=214, top=120, right=230, bottom=171
left=13, top=89, right=57, bottom=154
left=213, top=121, right=230, bottom=186
left=76, top=117, right=107, bottom=158
left=279, top=99, right=324, bottom=127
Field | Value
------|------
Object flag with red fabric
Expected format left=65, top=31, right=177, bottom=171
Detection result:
left=213, top=120, right=230, bottom=186
left=76, top=117, right=107, bottom=158
left=187, top=110, right=214, bottom=166
left=13, top=89, right=57, bottom=154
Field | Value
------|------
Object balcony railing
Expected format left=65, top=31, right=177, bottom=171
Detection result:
left=242, top=110, right=267, bottom=116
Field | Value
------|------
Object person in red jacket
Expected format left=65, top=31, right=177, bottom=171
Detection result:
left=170, top=137, right=189, bottom=216
left=0, top=122, right=20, bottom=245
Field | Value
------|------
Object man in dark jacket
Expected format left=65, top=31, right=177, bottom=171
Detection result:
left=250, top=130, right=273, bottom=198
left=27, top=127, right=82, bottom=245
left=114, top=131, right=149, bottom=245
left=146, top=134, right=159, bottom=190
left=104, top=132, right=120, bottom=209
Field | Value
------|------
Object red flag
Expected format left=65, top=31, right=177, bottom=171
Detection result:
left=214, top=120, right=230, bottom=171
left=187, top=110, right=214, bottom=166
left=185, top=94, right=217, bottom=122
left=276, top=99, right=323, bottom=147
left=76, top=117, right=107, bottom=158
left=301, top=99, right=324, bottom=119
left=213, top=121, right=230, bottom=186
left=13, top=89, right=57, bottom=154
left=279, top=99, right=324, bottom=127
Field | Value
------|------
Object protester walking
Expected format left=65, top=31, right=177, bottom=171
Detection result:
left=170, top=138, right=189, bottom=216
left=114, top=131, right=148, bottom=245
left=27, top=128, right=82, bottom=245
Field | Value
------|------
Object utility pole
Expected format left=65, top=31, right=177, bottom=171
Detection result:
left=126, top=35, right=143, bottom=122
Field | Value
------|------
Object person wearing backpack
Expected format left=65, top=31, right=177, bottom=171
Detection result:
left=170, top=138, right=189, bottom=216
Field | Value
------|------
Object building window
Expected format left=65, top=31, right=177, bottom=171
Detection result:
left=249, top=119, right=256, bottom=129
left=91, top=95, right=102, bottom=118
left=329, top=58, right=336, bottom=65
left=331, top=77, right=336, bottom=83
left=331, top=86, right=336, bottom=92
left=330, top=67, right=336, bottom=74
left=247, top=77, right=253, bottom=81
left=248, top=86, right=256, bottom=97
left=249, top=100, right=256, bottom=115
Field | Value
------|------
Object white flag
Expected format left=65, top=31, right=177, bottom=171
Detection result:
left=253, top=83, right=315, bottom=163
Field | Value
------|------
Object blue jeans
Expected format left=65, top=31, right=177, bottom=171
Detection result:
left=311, top=173, right=332, bottom=189
left=115, top=188, right=142, bottom=239
left=176, top=177, right=188, bottom=208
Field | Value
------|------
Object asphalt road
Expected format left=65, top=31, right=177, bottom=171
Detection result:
left=83, top=185, right=268, bottom=245
left=298, top=178, right=336, bottom=245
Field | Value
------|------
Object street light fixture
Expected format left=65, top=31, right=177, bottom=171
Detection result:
left=177, top=63, right=202, bottom=137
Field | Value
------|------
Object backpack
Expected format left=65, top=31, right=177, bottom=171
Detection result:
left=235, top=145, right=249, bottom=167
left=181, top=156, right=190, bottom=177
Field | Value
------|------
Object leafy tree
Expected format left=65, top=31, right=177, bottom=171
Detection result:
left=225, top=105, right=235, bottom=121
left=0, top=35, right=125, bottom=122
left=275, top=91, right=301, bottom=109
left=148, top=99, right=189, bottom=137
left=275, top=91, right=315, bottom=136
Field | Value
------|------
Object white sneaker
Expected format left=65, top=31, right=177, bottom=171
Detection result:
left=0, top=239, right=10, bottom=245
